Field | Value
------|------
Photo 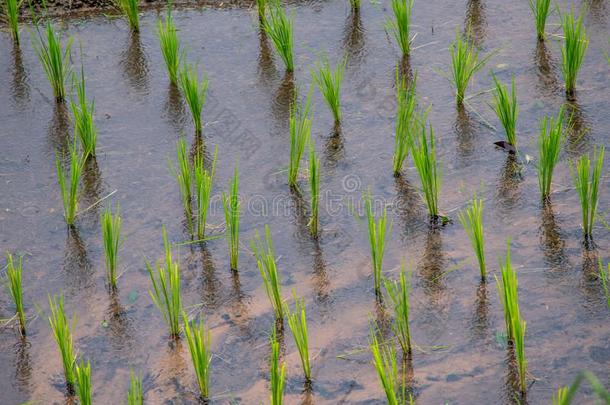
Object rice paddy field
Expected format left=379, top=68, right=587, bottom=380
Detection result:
left=1, top=0, right=610, bottom=403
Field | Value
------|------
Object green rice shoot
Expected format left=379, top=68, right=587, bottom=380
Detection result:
left=48, top=294, right=77, bottom=392
left=263, top=0, right=294, bottom=72
left=170, top=138, right=194, bottom=231
left=383, top=262, right=412, bottom=355
left=179, top=63, right=209, bottom=135
left=370, top=329, right=407, bottom=405
left=364, top=191, right=392, bottom=294
left=599, top=260, right=610, bottom=310
left=312, top=58, right=345, bottom=124
left=349, top=0, right=360, bottom=12
left=392, top=71, right=417, bottom=176
left=33, top=22, right=73, bottom=102
left=194, top=146, right=217, bottom=239
left=288, top=92, right=312, bottom=188
left=75, top=359, right=92, bottom=405
left=449, top=28, right=491, bottom=104
left=571, top=146, right=605, bottom=239
left=101, top=204, right=122, bottom=290
left=183, top=312, right=212, bottom=399
left=410, top=119, right=441, bottom=219
left=114, top=0, right=140, bottom=32
left=55, top=143, right=84, bottom=226
left=2, top=0, right=23, bottom=44
left=251, top=225, right=284, bottom=320
left=127, top=371, right=143, bottom=405
left=307, top=138, right=320, bottom=237
left=387, top=0, right=414, bottom=56
left=270, top=327, right=286, bottom=405
left=528, top=0, right=552, bottom=40
left=561, top=8, right=589, bottom=97
left=457, top=196, right=486, bottom=279
left=537, top=107, right=564, bottom=200
left=286, top=292, right=311, bottom=382
left=491, top=74, right=518, bottom=149
left=4, top=252, right=26, bottom=336
left=256, top=0, right=267, bottom=23
left=222, top=164, right=240, bottom=270
left=71, top=65, right=97, bottom=159
left=157, top=5, right=182, bottom=85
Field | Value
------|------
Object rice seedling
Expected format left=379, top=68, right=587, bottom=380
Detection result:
left=599, top=260, right=610, bottom=310
left=392, top=72, right=417, bottom=176
left=457, top=197, right=486, bottom=279
left=370, top=330, right=407, bottom=405
left=178, top=63, right=209, bottom=135
left=194, top=146, right=217, bottom=239
left=182, top=312, right=212, bottom=399
left=256, top=0, right=266, bottom=23
left=552, top=386, right=569, bottom=405
left=127, top=371, right=143, bottom=405
left=222, top=165, right=240, bottom=270
left=449, top=28, right=491, bottom=104
left=349, top=0, right=360, bottom=12
left=561, top=8, right=588, bottom=98
left=528, top=0, right=551, bottom=40
left=101, top=204, right=122, bottom=290
left=307, top=139, right=320, bottom=237
left=263, top=1, right=294, bottom=72
left=383, top=262, right=412, bottom=355
left=48, top=294, right=76, bottom=392
left=410, top=120, right=441, bottom=220
left=55, top=143, right=84, bottom=226
left=512, top=310, right=527, bottom=395
left=74, top=359, right=92, bottom=405
left=147, top=226, right=182, bottom=338
left=33, top=22, right=73, bottom=102
left=288, top=93, right=312, bottom=188
left=170, top=139, right=193, bottom=230
left=286, top=292, right=311, bottom=382
left=387, top=0, right=414, bottom=57
left=491, top=74, right=518, bottom=149
left=4, top=253, right=26, bottom=336
left=251, top=225, right=284, bottom=320
left=114, top=0, right=139, bottom=32
left=71, top=66, right=97, bottom=159
left=2, top=0, right=22, bottom=44
left=364, top=191, right=392, bottom=294
left=269, top=327, right=286, bottom=405
left=537, top=107, right=565, bottom=200
left=312, top=58, right=345, bottom=124
left=157, top=5, right=181, bottom=85
left=571, top=146, right=605, bottom=239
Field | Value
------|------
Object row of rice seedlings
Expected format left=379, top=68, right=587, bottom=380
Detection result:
left=491, top=74, right=518, bottom=150
left=101, top=204, right=122, bottom=290
left=571, top=146, right=604, bottom=240
left=392, top=72, right=417, bottom=176
left=528, top=0, right=551, bottom=40
left=178, top=63, right=209, bottom=135
left=71, top=66, right=98, bottom=159
left=147, top=226, right=182, bottom=338
left=2, top=0, right=22, bottom=44
left=114, top=0, right=140, bottom=32
left=4, top=253, right=26, bottom=335
left=56, top=143, right=84, bottom=226
left=457, top=197, right=486, bottom=279
left=194, top=147, right=217, bottom=239
left=251, top=226, right=284, bottom=320
left=449, top=28, right=491, bottom=104
left=157, top=5, right=182, bottom=85
left=308, top=139, right=320, bottom=237
left=75, top=359, right=92, bottom=405
left=286, top=292, right=311, bottom=382
left=598, top=260, right=610, bottom=310
left=387, top=0, right=414, bottom=57
left=170, top=139, right=194, bottom=230
left=537, top=107, right=564, bottom=200
left=312, top=58, right=345, bottom=125
left=410, top=119, right=441, bottom=220
left=48, top=294, right=77, bottom=393
left=127, top=371, right=144, bottom=404
left=34, top=22, right=73, bottom=102
left=222, top=165, right=241, bottom=270
left=183, top=312, right=212, bottom=400
left=561, top=8, right=588, bottom=98
left=364, top=191, right=392, bottom=294
left=263, top=1, right=294, bottom=72
left=383, top=263, right=412, bottom=354
left=288, top=93, right=312, bottom=188
left=270, top=327, right=286, bottom=405
left=369, top=330, right=409, bottom=405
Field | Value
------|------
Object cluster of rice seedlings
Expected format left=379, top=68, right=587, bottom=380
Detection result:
left=561, top=8, right=588, bottom=98
left=571, top=147, right=605, bottom=240
left=528, top=0, right=551, bottom=40
left=449, top=28, right=491, bottom=104
left=457, top=197, right=486, bottom=279
left=308, top=139, right=320, bottom=237
left=286, top=292, right=311, bottom=382
left=251, top=226, right=284, bottom=320
left=170, top=139, right=194, bottom=229
left=183, top=312, right=212, bottom=400
left=383, top=263, right=412, bottom=354
left=288, top=94, right=312, bottom=188
left=115, top=0, right=140, bottom=32
left=127, top=371, right=144, bottom=405
left=256, top=0, right=267, bottom=23
left=48, top=294, right=76, bottom=392
left=71, top=66, right=97, bottom=159
left=491, top=75, right=518, bottom=149
left=4, top=253, right=26, bottom=336
left=387, top=0, right=414, bottom=56
left=599, top=260, right=610, bottom=310
left=101, top=204, right=122, bottom=290
left=147, top=227, right=182, bottom=338
left=269, top=328, right=286, bottom=405
left=369, top=331, right=407, bottom=404
left=75, top=359, right=92, bottom=405
left=263, top=1, right=294, bottom=72
left=537, top=108, right=565, bottom=200
left=56, top=144, right=84, bottom=226
left=178, top=63, right=209, bottom=135
left=312, top=58, right=345, bottom=125
left=222, top=165, right=240, bottom=270
left=157, top=5, right=181, bottom=85
left=410, top=120, right=441, bottom=220
left=2, top=0, right=22, bottom=44
left=364, top=191, right=392, bottom=294
left=392, top=73, right=417, bottom=176
left=33, top=22, right=73, bottom=102
left=194, top=147, right=217, bottom=239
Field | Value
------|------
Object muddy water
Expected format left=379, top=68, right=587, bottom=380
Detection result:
left=1, top=0, right=609, bottom=403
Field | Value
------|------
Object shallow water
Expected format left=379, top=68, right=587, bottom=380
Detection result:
left=0, top=0, right=609, bottom=403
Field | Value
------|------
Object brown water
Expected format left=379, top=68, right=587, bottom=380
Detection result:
left=1, top=0, right=609, bottom=403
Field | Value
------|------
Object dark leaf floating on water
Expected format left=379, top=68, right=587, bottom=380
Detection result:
left=494, top=140, right=517, bottom=154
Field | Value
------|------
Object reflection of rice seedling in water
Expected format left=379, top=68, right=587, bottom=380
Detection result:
left=4, top=253, right=26, bottom=336
left=307, top=139, right=320, bottom=237
left=48, top=294, right=77, bottom=392
left=383, top=262, right=412, bottom=354
left=183, top=312, right=212, bottom=399
left=561, top=8, right=588, bottom=98
left=263, top=1, right=294, bottom=72
left=115, top=0, right=140, bottom=32
left=312, top=58, right=345, bottom=125
left=370, top=329, right=409, bottom=405
left=127, top=371, right=143, bottom=405
left=449, top=28, right=491, bottom=104
left=75, top=359, right=92, bottom=405
left=457, top=197, right=486, bottom=279
left=529, top=0, right=551, bottom=40
left=571, top=146, right=604, bottom=240
left=178, top=63, right=208, bottom=135
left=599, top=260, right=610, bottom=310
left=288, top=93, right=312, bottom=188
left=56, top=144, right=84, bottom=226
left=270, top=327, right=286, bottom=405
left=2, top=0, right=22, bottom=44
left=537, top=108, right=564, bottom=200
left=491, top=74, right=518, bottom=149
left=251, top=225, right=284, bottom=320
left=222, top=165, right=240, bottom=270
left=392, top=72, right=417, bottom=176
left=147, top=226, right=182, bottom=338
left=33, top=22, right=73, bottom=102
left=157, top=5, right=181, bottom=85
left=101, top=204, right=122, bottom=290
left=170, top=139, right=193, bottom=230
left=71, top=66, right=97, bottom=159
left=387, top=0, right=414, bottom=56
left=286, top=292, right=311, bottom=382
left=410, top=119, right=441, bottom=220
left=195, top=147, right=217, bottom=239
left=364, top=191, right=392, bottom=294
